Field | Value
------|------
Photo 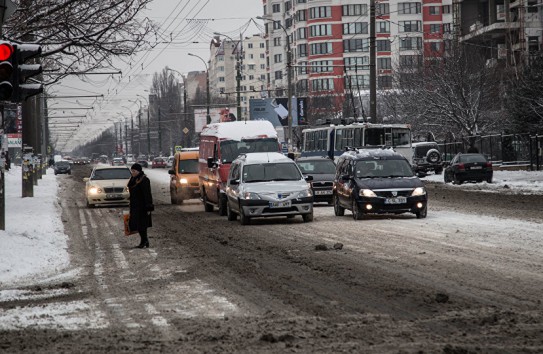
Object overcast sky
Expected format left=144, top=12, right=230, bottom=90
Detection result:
left=49, top=0, right=264, bottom=153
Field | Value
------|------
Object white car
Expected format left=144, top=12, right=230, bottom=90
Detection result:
left=166, top=155, right=174, bottom=168
left=83, top=165, right=131, bottom=208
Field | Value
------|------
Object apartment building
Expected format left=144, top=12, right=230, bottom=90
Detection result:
left=209, top=34, right=267, bottom=120
left=261, top=0, right=455, bottom=115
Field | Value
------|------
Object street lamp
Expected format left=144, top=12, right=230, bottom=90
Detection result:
left=122, top=106, right=135, bottom=157
left=213, top=32, right=243, bottom=121
left=166, top=68, right=189, bottom=147
left=257, top=15, right=293, bottom=151
left=188, top=53, right=211, bottom=125
left=136, top=94, right=152, bottom=159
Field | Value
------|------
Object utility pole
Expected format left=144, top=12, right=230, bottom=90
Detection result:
left=369, top=0, right=377, bottom=122
left=147, top=106, right=150, bottom=158
left=285, top=28, right=293, bottom=151
left=158, top=107, right=162, bottom=155
left=236, top=34, right=243, bottom=120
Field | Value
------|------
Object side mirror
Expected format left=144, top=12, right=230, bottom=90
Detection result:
left=341, top=174, right=351, bottom=181
left=304, top=175, right=313, bottom=182
left=83, top=177, right=89, bottom=182
left=229, top=179, right=239, bottom=185
left=168, top=169, right=175, bottom=175
left=207, top=157, right=216, bottom=169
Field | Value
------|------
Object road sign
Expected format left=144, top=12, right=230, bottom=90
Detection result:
left=182, top=127, right=189, bottom=135
left=174, top=145, right=183, bottom=152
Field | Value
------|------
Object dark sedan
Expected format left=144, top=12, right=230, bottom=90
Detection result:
left=444, top=153, right=493, bottom=184
left=296, top=157, right=336, bottom=204
left=54, top=160, right=71, bottom=175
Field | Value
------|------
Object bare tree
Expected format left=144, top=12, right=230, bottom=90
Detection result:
left=385, top=44, right=506, bottom=144
left=3, top=0, right=157, bottom=84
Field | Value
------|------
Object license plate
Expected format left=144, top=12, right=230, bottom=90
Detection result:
left=315, top=190, right=332, bottom=195
left=384, top=197, right=407, bottom=205
left=269, top=200, right=292, bottom=208
left=106, top=193, right=121, bottom=199
left=470, top=166, right=482, bottom=170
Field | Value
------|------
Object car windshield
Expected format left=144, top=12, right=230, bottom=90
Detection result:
left=55, top=161, right=69, bottom=167
left=92, top=168, right=131, bottom=180
left=220, top=138, right=278, bottom=163
left=297, top=159, right=336, bottom=174
left=355, top=159, right=414, bottom=178
left=414, top=144, right=439, bottom=158
left=178, top=159, right=198, bottom=174
left=243, top=163, right=302, bottom=182
left=458, top=154, right=487, bottom=163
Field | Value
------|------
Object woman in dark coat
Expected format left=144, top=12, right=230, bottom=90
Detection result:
left=127, top=163, right=154, bottom=248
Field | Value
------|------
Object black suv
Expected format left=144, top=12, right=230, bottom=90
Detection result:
left=333, top=148, right=428, bottom=220
left=411, top=142, right=443, bottom=176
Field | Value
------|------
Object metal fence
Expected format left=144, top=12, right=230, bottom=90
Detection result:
left=437, top=134, right=542, bottom=171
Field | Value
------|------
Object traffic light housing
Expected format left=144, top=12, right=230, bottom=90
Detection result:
left=0, top=41, right=14, bottom=101
left=12, top=43, right=43, bottom=102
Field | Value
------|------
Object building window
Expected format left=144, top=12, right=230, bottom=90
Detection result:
left=260, top=43, right=265, bottom=48
left=297, top=27, right=307, bottom=40
left=273, top=21, right=282, bottom=30
left=351, top=75, right=369, bottom=88
left=297, top=9, right=307, bottom=21
left=248, top=64, right=255, bottom=70
left=342, top=4, right=368, bottom=16
left=285, top=0, right=292, bottom=12
left=442, top=5, right=451, bottom=14
left=274, top=54, right=283, bottom=63
left=527, top=0, right=538, bottom=12
left=399, top=21, right=421, bottom=32
left=398, top=3, right=421, bottom=14
left=273, top=37, right=282, bottom=47
left=376, top=3, right=390, bottom=16
left=399, top=55, right=422, bottom=68
left=310, top=24, right=332, bottom=37
left=344, top=56, right=369, bottom=70
left=443, top=23, right=452, bottom=33
left=377, top=21, right=390, bottom=33
left=400, top=37, right=422, bottom=50
left=272, top=3, right=281, bottom=13
left=260, top=64, right=266, bottom=70
left=247, top=43, right=253, bottom=49
left=343, top=38, right=370, bottom=52
left=298, top=43, right=308, bottom=57
left=429, top=6, right=440, bottom=15
left=311, top=60, right=333, bottom=73
left=378, top=76, right=392, bottom=89
left=219, top=77, right=225, bottom=82
left=260, top=53, right=265, bottom=59
left=311, top=78, right=334, bottom=91
left=310, top=42, right=332, bottom=55
left=377, top=57, right=391, bottom=69
left=430, top=42, right=441, bottom=52
left=297, top=0, right=306, bottom=3
left=430, top=24, right=441, bottom=33
left=309, top=6, right=331, bottom=19
left=275, top=70, right=283, bottom=80
left=297, top=79, right=308, bottom=93
left=376, top=40, right=391, bottom=51
left=343, top=22, right=369, bottom=35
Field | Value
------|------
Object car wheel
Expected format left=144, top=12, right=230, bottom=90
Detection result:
left=426, top=149, right=441, bottom=164
left=333, top=194, right=345, bottom=216
left=239, top=205, right=250, bottom=225
left=352, top=199, right=363, bottom=220
left=176, top=190, right=184, bottom=204
left=302, top=211, right=314, bottom=222
left=416, top=205, right=428, bottom=219
left=486, top=177, right=492, bottom=183
left=452, top=174, right=462, bottom=185
left=202, top=192, right=214, bottom=212
left=218, top=193, right=227, bottom=216
left=227, top=202, right=237, bottom=221
left=170, top=188, right=177, bottom=204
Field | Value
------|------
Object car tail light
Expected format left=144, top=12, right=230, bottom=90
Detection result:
left=457, top=163, right=465, bottom=171
left=485, top=162, right=492, bottom=169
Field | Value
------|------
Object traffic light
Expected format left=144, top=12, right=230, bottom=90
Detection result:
left=12, top=43, right=43, bottom=102
left=0, top=41, right=14, bottom=101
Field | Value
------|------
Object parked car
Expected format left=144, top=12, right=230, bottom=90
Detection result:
left=152, top=157, right=167, bottom=169
left=166, top=155, right=174, bottom=169
left=168, top=150, right=200, bottom=204
left=296, top=156, right=336, bottom=204
left=443, top=153, right=493, bottom=185
left=83, top=165, right=131, bottom=208
left=411, top=142, right=443, bottom=176
left=225, top=152, right=314, bottom=225
left=111, top=157, right=125, bottom=166
left=333, top=148, right=428, bottom=220
left=137, top=159, right=149, bottom=168
left=54, top=160, right=71, bottom=175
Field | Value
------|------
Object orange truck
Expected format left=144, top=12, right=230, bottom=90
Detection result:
left=199, top=120, right=280, bottom=215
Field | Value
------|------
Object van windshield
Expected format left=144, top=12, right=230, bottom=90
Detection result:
left=243, top=163, right=302, bottom=182
left=220, top=138, right=278, bottom=163
left=178, top=159, right=199, bottom=174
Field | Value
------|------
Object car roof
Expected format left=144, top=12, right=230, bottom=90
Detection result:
left=296, top=156, right=334, bottom=162
left=93, top=165, right=130, bottom=170
left=340, top=148, right=405, bottom=160
left=237, top=152, right=292, bottom=165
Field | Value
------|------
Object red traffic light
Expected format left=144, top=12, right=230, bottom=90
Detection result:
left=0, top=43, right=13, bottom=61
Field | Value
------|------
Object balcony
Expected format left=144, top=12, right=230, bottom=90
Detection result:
left=460, top=21, right=520, bottom=43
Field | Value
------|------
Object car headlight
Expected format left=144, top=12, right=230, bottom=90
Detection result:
left=243, top=192, right=261, bottom=200
left=359, top=189, right=377, bottom=197
left=88, top=186, right=101, bottom=195
left=297, top=188, right=313, bottom=198
left=179, top=178, right=188, bottom=184
left=411, top=187, right=426, bottom=196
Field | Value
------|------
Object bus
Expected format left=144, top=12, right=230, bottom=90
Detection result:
left=301, top=123, right=413, bottom=161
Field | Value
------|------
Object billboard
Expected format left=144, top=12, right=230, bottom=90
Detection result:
left=194, top=106, right=237, bottom=133
left=249, top=97, right=307, bottom=127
